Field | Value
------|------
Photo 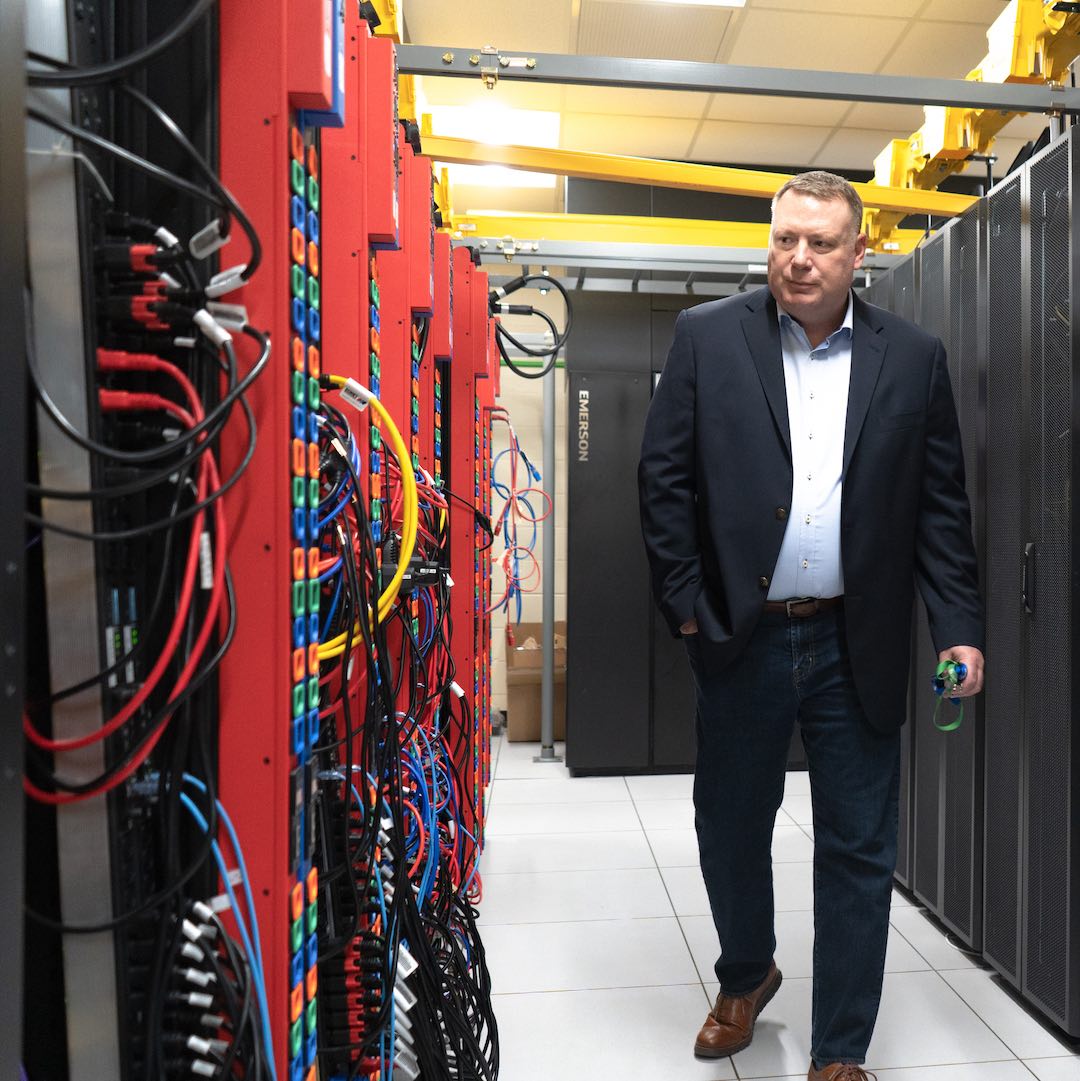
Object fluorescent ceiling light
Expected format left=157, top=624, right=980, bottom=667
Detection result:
left=643, top=0, right=745, bottom=6
left=426, top=103, right=560, bottom=189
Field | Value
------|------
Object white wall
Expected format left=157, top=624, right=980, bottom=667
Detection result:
left=487, top=288, right=569, bottom=713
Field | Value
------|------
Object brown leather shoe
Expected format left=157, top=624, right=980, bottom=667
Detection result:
left=693, top=961, right=782, bottom=1058
left=808, top=1064, right=878, bottom=1080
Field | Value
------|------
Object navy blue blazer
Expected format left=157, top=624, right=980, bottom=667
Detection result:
left=638, top=286, right=983, bottom=733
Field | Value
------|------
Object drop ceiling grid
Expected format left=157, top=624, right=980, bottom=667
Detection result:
left=576, top=0, right=732, bottom=62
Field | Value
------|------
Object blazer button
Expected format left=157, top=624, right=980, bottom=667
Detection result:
left=775, top=507, right=788, bottom=521
left=758, top=576, right=770, bottom=589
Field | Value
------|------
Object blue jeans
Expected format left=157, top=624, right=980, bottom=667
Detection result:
left=686, top=606, right=901, bottom=1068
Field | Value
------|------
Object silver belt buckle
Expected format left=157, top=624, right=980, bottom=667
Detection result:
left=785, top=597, right=817, bottom=618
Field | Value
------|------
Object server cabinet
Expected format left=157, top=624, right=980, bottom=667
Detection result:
left=983, top=171, right=1025, bottom=985
left=567, top=369, right=653, bottom=771
left=1019, top=133, right=1079, bottom=1033
left=877, top=250, right=912, bottom=886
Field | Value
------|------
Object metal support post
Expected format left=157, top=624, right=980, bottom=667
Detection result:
left=535, top=360, right=562, bottom=764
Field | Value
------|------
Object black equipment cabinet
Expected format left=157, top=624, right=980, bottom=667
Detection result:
left=566, top=294, right=805, bottom=775
left=868, top=128, right=1080, bottom=1036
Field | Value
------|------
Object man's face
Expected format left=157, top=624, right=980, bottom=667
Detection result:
left=767, top=191, right=867, bottom=324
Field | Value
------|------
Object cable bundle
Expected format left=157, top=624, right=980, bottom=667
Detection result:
left=23, top=27, right=272, bottom=1080
left=488, top=272, right=573, bottom=380
left=310, top=375, right=498, bottom=1081
left=486, top=408, right=551, bottom=623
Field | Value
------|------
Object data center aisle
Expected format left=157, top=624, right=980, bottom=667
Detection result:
left=477, top=732, right=1080, bottom=1081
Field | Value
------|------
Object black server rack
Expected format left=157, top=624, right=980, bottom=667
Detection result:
left=887, top=256, right=918, bottom=891
left=982, top=170, right=1025, bottom=987
left=1013, top=132, right=1079, bottom=1034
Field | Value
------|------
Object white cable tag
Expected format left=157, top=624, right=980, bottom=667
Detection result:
left=189, top=218, right=227, bottom=260
left=199, top=532, right=213, bottom=590
left=397, top=944, right=418, bottom=980
left=340, top=378, right=374, bottom=412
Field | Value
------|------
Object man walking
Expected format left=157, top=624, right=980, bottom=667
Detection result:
left=637, top=171, right=984, bottom=1081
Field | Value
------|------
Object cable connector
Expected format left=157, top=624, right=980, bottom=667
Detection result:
left=189, top=218, right=227, bottom=260
left=397, top=943, right=418, bottom=980
left=449, top=681, right=465, bottom=700
left=191, top=901, right=215, bottom=923
left=338, top=378, right=375, bottom=413
left=204, top=265, right=246, bottom=299
left=193, top=309, right=232, bottom=348
left=180, top=941, right=205, bottom=963
left=180, top=967, right=216, bottom=989
left=205, top=301, right=249, bottom=331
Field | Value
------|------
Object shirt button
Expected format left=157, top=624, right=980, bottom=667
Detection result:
left=806, top=514, right=811, bottom=524
left=808, top=433, right=813, bottom=440
left=807, top=473, right=812, bottom=481
left=802, top=559, right=809, bottom=569
left=758, top=576, right=770, bottom=589
left=809, top=392, right=815, bottom=399
left=775, top=507, right=788, bottom=521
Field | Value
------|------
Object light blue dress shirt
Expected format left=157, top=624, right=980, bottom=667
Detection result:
left=767, top=293, right=853, bottom=601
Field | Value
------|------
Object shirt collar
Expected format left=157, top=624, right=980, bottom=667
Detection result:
left=777, top=291, right=854, bottom=348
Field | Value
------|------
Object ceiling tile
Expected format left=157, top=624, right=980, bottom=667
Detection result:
left=749, top=0, right=922, bottom=16
left=877, top=20, right=990, bottom=78
left=418, top=75, right=567, bottom=113
left=726, top=9, right=907, bottom=73
left=921, top=0, right=1009, bottom=23
left=812, top=127, right=899, bottom=170
left=708, top=93, right=848, bottom=127
left=692, top=120, right=830, bottom=168
left=449, top=184, right=562, bottom=216
left=561, top=112, right=699, bottom=158
left=407, top=0, right=573, bottom=53
left=845, top=101, right=925, bottom=135
left=577, top=0, right=732, bottom=62
left=565, top=85, right=710, bottom=119
left=1000, top=112, right=1049, bottom=142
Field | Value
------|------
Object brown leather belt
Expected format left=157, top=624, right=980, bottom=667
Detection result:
left=762, top=596, right=844, bottom=618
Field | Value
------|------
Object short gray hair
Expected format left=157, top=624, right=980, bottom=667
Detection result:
left=771, top=171, right=864, bottom=239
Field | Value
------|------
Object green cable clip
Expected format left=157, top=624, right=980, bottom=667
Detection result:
left=932, top=660, right=967, bottom=732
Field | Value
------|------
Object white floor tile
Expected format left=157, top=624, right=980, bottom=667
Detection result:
left=493, top=985, right=736, bottom=1081
left=494, top=741, right=570, bottom=780
left=781, top=793, right=814, bottom=825
left=784, top=769, right=812, bottom=796
left=635, top=798, right=696, bottom=830
left=492, top=775, right=630, bottom=804
left=479, top=867, right=674, bottom=925
left=626, top=773, right=695, bottom=801
left=888, top=908, right=981, bottom=971
left=1025, top=1058, right=1080, bottom=1080
left=482, top=917, right=700, bottom=993
left=714, top=974, right=814, bottom=1078
left=485, top=801, right=641, bottom=835
left=866, top=970, right=1013, bottom=1068
left=892, top=887, right=915, bottom=908
left=942, top=969, right=1076, bottom=1059
left=662, top=862, right=815, bottom=918
left=764, top=1065, right=1034, bottom=1081
left=680, top=912, right=929, bottom=984
left=646, top=824, right=815, bottom=868
left=480, top=830, right=655, bottom=874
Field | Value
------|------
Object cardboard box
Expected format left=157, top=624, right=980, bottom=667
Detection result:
left=506, top=668, right=566, bottom=742
left=506, top=621, right=567, bottom=671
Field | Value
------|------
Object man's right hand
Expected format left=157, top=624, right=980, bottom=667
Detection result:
left=680, top=618, right=698, bottom=635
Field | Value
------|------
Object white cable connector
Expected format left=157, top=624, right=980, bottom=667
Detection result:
left=206, top=301, right=249, bottom=330
left=159, top=271, right=183, bottom=290
left=393, top=1047, right=421, bottom=1081
left=393, top=982, right=418, bottom=1014
left=199, top=532, right=213, bottom=591
left=189, top=218, right=227, bottom=260
left=180, top=942, right=205, bottom=963
left=339, top=378, right=376, bottom=413
left=445, top=574, right=455, bottom=589
left=155, top=225, right=181, bottom=248
left=179, top=991, right=215, bottom=1010
left=181, top=919, right=204, bottom=943
left=173, top=336, right=198, bottom=350
left=191, top=1059, right=218, bottom=1078
left=397, top=943, right=418, bottom=980
left=181, top=968, right=216, bottom=989
left=186, top=1035, right=212, bottom=1056
left=193, top=309, right=232, bottom=348
left=192, top=901, right=215, bottom=923
left=204, top=264, right=247, bottom=299
left=450, top=681, right=465, bottom=700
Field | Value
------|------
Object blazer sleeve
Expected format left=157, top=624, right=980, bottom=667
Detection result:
left=914, top=339, right=985, bottom=653
left=638, top=309, right=704, bottom=637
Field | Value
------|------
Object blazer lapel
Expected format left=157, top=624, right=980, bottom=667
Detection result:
left=843, top=296, right=888, bottom=475
left=740, top=289, right=791, bottom=459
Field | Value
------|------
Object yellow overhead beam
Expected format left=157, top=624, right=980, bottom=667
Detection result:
left=421, top=134, right=977, bottom=222
left=448, top=209, right=926, bottom=256
left=868, top=0, right=1080, bottom=245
